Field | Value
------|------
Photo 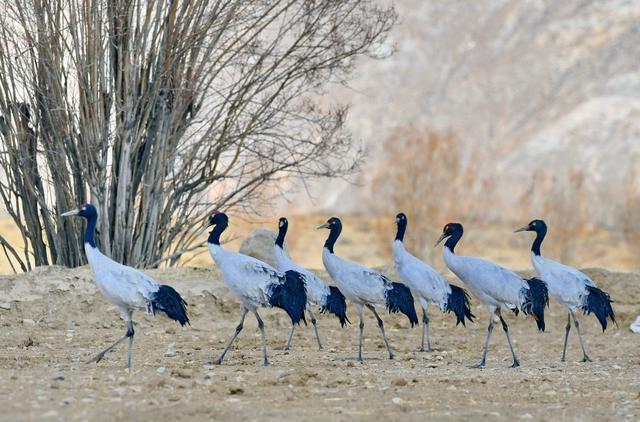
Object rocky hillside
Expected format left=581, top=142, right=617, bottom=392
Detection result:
left=296, top=0, right=640, bottom=224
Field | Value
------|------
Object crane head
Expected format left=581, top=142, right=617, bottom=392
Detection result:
left=514, top=219, right=547, bottom=233
left=395, top=212, right=407, bottom=225
left=60, top=203, right=97, bottom=219
left=435, top=222, right=463, bottom=247
left=278, top=217, right=288, bottom=229
left=317, top=216, right=341, bottom=230
left=206, top=210, right=228, bottom=229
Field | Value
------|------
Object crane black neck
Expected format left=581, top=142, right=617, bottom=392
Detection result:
left=208, top=222, right=228, bottom=245
left=84, top=214, right=97, bottom=248
left=445, top=227, right=463, bottom=253
left=395, top=219, right=407, bottom=242
left=324, top=224, right=342, bottom=254
left=531, top=226, right=547, bottom=256
left=275, top=223, right=287, bottom=248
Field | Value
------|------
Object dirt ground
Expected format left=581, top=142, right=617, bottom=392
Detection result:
left=1, top=265, right=639, bottom=421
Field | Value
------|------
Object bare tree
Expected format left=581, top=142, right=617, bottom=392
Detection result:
left=0, top=0, right=396, bottom=271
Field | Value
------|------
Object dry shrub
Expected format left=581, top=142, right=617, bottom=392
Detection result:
left=371, top=125, right=477, bottom=262
left=535, top=169, right=589, bottom=264
left=619, top=166, right=640, bottom=259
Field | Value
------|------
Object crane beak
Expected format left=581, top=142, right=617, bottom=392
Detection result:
left=316, top=223, right=331, bottom=230
left=514, top=226, right=528, bottom=233
left=60, top=209, right=79, bottom=217
left=434, top=233, right=447, bottom=247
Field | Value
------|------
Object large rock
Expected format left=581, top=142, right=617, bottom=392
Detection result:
left=239, top=229, right=278, bottom=267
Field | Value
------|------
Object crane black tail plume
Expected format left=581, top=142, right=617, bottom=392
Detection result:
left=151, top=285, right=189, bottom=326
left=320, top=286, right=350, bottom=327
left=268, top=270, right=307, bottom=326
left=521, top=278, right=549, bottom=332
left=445, top=284, right=475, bottom=326
left=385, top=281, right=419, bottom=327
left=582, top=286, right=615, bottom=331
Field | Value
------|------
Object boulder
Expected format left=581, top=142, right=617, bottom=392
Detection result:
left=239, top=229, right=278, bottom=267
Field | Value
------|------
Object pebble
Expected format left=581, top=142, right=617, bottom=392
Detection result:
left=22, top=319, right=35, bottom=326
left=392, top=378, right=407, bottom=386
left=391, top=397, right=403, bottom=405
left=172, top=368, right=193, bottom=379
left=545, top=390, right=557, bottom=396
left=0, top=302, right=11, bottom=310
left=447, top=385, right=457, bottom=391
left=59, top=397, right=74, bottom=406
left=228, top=387, right=244, bottom=395
left=520, top=414, right=533, bottom=419
left=49, top=371, right=65, bottom=381
left=156, top=367, right=167, bottom=374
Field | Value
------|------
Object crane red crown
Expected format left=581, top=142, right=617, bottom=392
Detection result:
left=211, top=210, right=222, bottom=216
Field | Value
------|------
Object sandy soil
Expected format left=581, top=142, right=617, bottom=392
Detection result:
left=1, top=265, right=639, bottom=421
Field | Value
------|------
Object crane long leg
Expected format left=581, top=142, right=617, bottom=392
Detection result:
left=309, top=309, right=323, bottom=350
left=284, top=324, right=296, bottom=352
left=561, top=312, right=571, bottom=362
left=357, top=304, right=364, bottom=362
left=366, top=304, right=395, bottom=360
left=213, top=307, right=247, bottom=365
left=498, top=314, right=520, bottom=368
left=253, top=310, right=269, bottom=367
left=471, top=314, right=494, bottom=368
left=570, top=311, right=592, bottom=362
left=126, top=320, right=134, bottom=369
left=86, top=333, right=129, bottom=364
left=87, top=312, right=134, bottom=366
left=420, top=302, right=431, bottom=352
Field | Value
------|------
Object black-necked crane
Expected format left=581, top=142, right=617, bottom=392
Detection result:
left=515, top=219, right=615, bottom=362
left=274, top=217, right=349, bottom=351
left=60, top=204, right=189, bottom=369
left=205, top=211, right=307, bottom=366
left=393, top=213, right=474, bottom=351
left=435, top=223, right=548, bottom=368
left=318, top=217, right=418, bottom=361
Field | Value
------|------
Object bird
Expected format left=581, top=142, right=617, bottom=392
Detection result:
left=435, top=223, right=548, bottom=368
left=318, top=217, right=418, bottom=361
left=393, top=213, right=474, bottom=352
left=274, top=217, right=349, bottom=351
left=515, top=219, right=615, bottom=362
left=205, top=211, right=307, bottom=366
left=60, top=203, right=189, bottom=369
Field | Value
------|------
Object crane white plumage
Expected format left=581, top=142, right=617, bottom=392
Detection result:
left=205, top=211, right=307, bottom=366
left=515, top=219, right=615, bottom=362
left=274, top=217, right=349, bottom=351
left=393, top=213, right=474, bottom=351
left=435, top=223, right=548, bottom=368
left=318, top=217, right=418, bottom=361
left=60, top=203, right=189, bottom=369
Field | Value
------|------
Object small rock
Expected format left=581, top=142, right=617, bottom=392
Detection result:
left=22, top=319, right=35, bottom=326
left=392, top=378, right=407, bottom=386
left=447, top=385, right=457, bottom=391
left=520, top=413, right=533, bottom=419
left=49, top=372, right=65, bottom=381
left=164, top=351, right=177, bottom=357
left=172, top=369, right=193, bottom=379
left=228, top=387, right=244, bottom=395
left=204, top=372, right=216, bottom=380
left=156, top=367, right=167, bottom=375
left=0, top=302, right=11, bottom=310
left=545, top=390, right=557, bottom=396
left=59, top=397, right=74, bottom=406
left=391, top=397, right=403, bottom=405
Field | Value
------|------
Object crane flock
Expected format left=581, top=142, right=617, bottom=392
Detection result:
left=60, top=203, right=616, bottom=369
